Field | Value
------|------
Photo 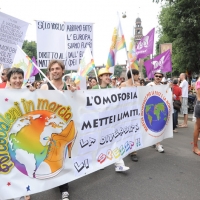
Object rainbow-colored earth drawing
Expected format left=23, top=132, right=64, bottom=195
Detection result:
left=8, top=110, right=67, bottom=178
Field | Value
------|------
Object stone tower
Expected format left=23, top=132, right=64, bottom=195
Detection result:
left=134, top=17, right=143, bottom=45
left=134, top=17, right=144, bottom=78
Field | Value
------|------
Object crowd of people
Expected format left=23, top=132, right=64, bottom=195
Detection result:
left=0, top=61, right=200, bottom=200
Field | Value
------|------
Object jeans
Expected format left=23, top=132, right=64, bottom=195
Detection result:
left=173, top=109, right=178, bottom=130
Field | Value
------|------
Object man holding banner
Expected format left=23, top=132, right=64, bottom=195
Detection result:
left=146, top=70, right=165, bottom=153
left=120, top=69, right=140, bottom=162
left=40, top=60, right=75, bottom=200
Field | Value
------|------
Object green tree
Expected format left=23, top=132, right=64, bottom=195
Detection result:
left=114, top=65, right=123, bottom=77
left=153, top=0, right=174, bottom=3
left=22, top=40, right=37, bottom=59
left=157, top=1, right=200, bottom=75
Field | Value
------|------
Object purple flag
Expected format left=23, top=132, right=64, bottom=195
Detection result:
left=136, top=28, right=155, bottom=59
left=144, top=49, right=172, bottom=79
left=30, top=56, right=39, bottom=77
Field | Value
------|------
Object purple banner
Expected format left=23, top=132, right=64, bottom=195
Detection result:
left=136, top=28, right=155, bottom=59
left=144, top=49, right=172, bottom=78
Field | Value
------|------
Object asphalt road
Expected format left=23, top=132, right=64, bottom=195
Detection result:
left=21, top=120, right=200, bottom=200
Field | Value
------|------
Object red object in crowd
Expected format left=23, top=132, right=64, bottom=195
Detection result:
left=173, top=84, right=182, bottom=101
left=0, top=82, right=6, bottom=88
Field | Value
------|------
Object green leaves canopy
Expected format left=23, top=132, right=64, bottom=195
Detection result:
left=22, top=40, right=37, bottom=59
left=156, top=0, right=200, bottom=75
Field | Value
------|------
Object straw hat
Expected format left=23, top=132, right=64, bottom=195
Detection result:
left=98, top=68, right=113, bottom=77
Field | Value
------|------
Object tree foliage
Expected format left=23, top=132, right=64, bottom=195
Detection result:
left=22, top=40, right=37, bottom=59
left=153, top=0, right=174, bottom=3
left=156, top=0, right=200, bottom=75
left=114, top=65, right=123, bottom=77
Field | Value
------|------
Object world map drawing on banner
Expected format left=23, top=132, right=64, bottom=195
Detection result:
left=8, top=111, right=75, bottom=179
left=144, top=96, right=168, bottom=132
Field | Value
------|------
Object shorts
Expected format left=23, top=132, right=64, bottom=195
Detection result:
left=181, top=97, right=188, bottom=115
left=195, top=101, right=200, bottom=118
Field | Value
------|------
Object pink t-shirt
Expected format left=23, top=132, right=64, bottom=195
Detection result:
left=196, top=80, right=200, bottom=90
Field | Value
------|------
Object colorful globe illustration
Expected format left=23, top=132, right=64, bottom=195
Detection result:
left=144, top=96, right=168, bottom=133
left=8, top=110, right=66, bottom=178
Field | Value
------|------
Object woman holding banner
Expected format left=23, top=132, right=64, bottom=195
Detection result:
left=92, top=67, right=130, bottom=172
left=6, top=67, right=35, bottom=200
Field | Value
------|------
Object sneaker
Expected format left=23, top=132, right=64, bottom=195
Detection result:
left=115, top=165, right=130, bottom=172
left=155, top=144, right=164, bottom=153
left=62, top=192, right=69, bottom=200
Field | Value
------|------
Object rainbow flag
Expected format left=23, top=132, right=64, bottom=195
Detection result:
left=25, top=56, right=34, bottom=80
left=75, top=46, right=95, bottom=84
left=116, top=35, right=126, bottom=51
left=106, top=18, right=126, bottom=69
left=81, top=59, right=95, bottom=77
left=127, top=37, right=139, bottom=70
left=106, top=49, right=115, bottom=69
left=12, top=46, right=35, bottom=84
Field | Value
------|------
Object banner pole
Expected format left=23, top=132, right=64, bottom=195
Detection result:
left=17, top=46, right=58, bottom=91
left=151, top=54, right=154, bottom=81
left=93, top=67, right=100, bottom=89
left=117, top=12, right=134, bottom=85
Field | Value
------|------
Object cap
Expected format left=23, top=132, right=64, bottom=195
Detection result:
left=154, top=69, right=164, bottom=76
left=111, top=76, right=116, bottom=80
left=98, top=68, right=113, bottom=77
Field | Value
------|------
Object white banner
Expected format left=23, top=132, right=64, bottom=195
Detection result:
left=0, top=85, right=173, bottom=199
left=65, top=22, right=93, bottom=70
left=36, top=20, right=66, bottom=68
left=0, top=12, right=29, bottom=68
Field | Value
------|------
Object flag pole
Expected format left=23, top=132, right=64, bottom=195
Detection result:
left=151, top=54, right=154, bottom=81
left=117, top=12, right=134, bottom=85
left=93, top=67, right=100, bottom=89
left=32, top=62, right=57, bottom=90
left=17, top=46, right=58, bottom=91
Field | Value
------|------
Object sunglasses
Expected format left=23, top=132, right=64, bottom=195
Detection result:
left=155, top=75, right=163, bottom=78
left=1, top=73, right=5, bottom=76
left=26, top=85, right=31, bottom=88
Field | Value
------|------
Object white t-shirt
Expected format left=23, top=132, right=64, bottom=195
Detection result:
left=146, top=82, right=161, bottom=86
left=180, top=79, right=188, bottom=97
